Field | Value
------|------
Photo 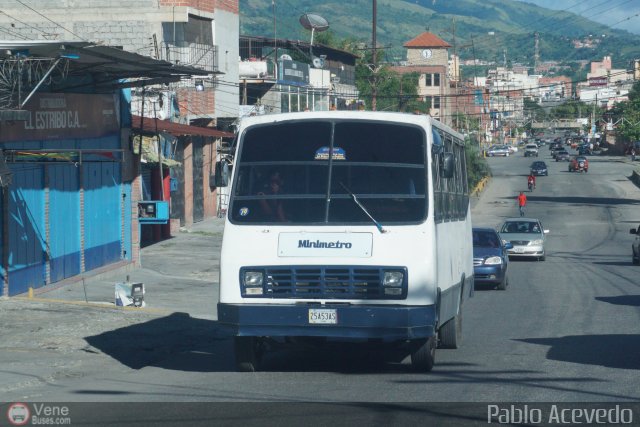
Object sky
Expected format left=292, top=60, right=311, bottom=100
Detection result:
left=516, top=0, right=640, bottom=34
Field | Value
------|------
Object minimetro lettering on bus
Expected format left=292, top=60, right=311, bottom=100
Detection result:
left=216, top=111, right=473, bottom=372
left=297, top=239, right=353, bottom=249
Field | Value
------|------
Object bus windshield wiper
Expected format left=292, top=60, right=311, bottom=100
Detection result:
left=339, top=182, right=387, bottom=233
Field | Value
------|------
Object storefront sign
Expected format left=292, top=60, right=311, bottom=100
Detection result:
left=0, top=93, right=120, bottom=142
left=278, top=60, right=309, bottom=85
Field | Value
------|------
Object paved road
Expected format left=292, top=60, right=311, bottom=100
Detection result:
left=2, top=151, right=639, bottom=409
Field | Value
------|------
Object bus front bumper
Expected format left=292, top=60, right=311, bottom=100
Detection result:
left=217, top=303, right=436, bottom=340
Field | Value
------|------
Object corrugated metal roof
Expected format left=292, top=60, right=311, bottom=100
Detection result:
left=403, top=32, right=451, bottom=48
left=132, top=115, right=234, bottom=138
left=0, top=41, right=217, bottom=87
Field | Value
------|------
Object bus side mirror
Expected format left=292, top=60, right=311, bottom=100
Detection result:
left=214, top=161, right=230, bottom=187
left=441, top=152, right=454, bottom=179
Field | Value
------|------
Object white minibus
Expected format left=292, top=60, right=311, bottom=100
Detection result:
left=216, top=111, right=473, bottom=371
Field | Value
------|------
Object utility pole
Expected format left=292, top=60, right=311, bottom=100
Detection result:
left=273, top=1, right=278, bottom=79
left=534, top=32, right=540, bottom=72
left=371, top=0, right=378, bottom=111
left=452, top=17, right=457, bottom=130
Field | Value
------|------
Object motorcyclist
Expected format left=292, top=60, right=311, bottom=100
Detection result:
left=527, top=173, right=536, bottom=191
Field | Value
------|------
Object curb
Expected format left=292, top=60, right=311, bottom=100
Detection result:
left=471, top=176, right=490, bottom=197
left=30, top=260, right=136, bottom=297
left=12, top=296, right=171, bottom=314
left=631, top=170, right=640, bottom=188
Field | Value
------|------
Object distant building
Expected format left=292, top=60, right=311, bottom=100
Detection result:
left=390, top=32, right=452, bottom=124
left=238, top=36, right=359, bottom=114
left=577, top=55, right=634, bottom=109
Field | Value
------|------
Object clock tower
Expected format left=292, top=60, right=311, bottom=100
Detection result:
left=391, top=31, right=454, bottom=125
left=404, top=32, right=451, bottom=66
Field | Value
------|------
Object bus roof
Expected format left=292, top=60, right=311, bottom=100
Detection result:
left=237, top=111, right=464, bottom=140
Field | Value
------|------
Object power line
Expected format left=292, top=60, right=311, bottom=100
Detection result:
left=0, top=9, right=50, bottom=38
left=12, top=0, right=87, bottom=41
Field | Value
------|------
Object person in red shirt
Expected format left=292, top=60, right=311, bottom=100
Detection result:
left=517, top=191, right=527, bottom=217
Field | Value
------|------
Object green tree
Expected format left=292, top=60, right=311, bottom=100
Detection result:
left=355, top=56, right=422, bottom=113
left=616, top=81, right=640, bottom=142
left=523, top=98, right=546, bottom=121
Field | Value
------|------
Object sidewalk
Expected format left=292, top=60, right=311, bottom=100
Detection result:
left=28, top=217, right=226, bottom=320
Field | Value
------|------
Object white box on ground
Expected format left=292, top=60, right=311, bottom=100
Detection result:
left=115, top=282, right=145, bottom=307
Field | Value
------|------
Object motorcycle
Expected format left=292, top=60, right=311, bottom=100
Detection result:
left=528, top=181, right=535, bottom=191
left=577, top=161, right=586, bottom=172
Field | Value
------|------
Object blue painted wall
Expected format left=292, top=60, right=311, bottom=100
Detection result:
left=83, top=161, right=122, bottom=272
left=7, top=165, right=46, bottom=295
left=49, top=164, right=81, bottom=283
left=1, top=90, right=133, bottom=294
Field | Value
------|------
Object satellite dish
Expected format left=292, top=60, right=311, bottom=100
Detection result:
left=299, top=13, right=330, bottom=60
left=312, top=57, right=324, bottom=68
left=299, top=13, right=329, bottom=32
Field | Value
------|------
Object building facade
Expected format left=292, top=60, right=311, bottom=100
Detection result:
left=392, top=32, right=452, bottom=125
left=238, top=36, right=359, bottom=116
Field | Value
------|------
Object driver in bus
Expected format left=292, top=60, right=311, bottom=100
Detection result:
left=257, top=170, right=287, bottom=222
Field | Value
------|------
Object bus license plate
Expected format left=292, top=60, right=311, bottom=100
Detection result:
left=308, top=309, right=337, bottom=324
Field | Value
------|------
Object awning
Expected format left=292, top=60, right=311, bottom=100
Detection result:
left=132, top=115, right=234, bottom=138
left=0, top=41, right=219, bottom=89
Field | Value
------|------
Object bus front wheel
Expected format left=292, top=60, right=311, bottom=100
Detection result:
left=439, top=309, right=463, bottom=349
left=235, top=336, right=260, bottom=372
left=410, top=335, right=436, bottom=372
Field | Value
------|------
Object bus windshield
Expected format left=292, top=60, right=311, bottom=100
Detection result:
left=229, top=119, right=427, bottom=225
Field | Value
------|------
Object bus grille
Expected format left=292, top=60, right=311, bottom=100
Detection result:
left=240, top=266, right=407, bottom=300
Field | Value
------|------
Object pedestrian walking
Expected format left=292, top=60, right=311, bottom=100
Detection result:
left=517, top=191, right=527, bottom=217
left=632, top=148, right=636, bottom=162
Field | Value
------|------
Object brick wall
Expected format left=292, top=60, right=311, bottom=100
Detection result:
left=183, top=140, right=194, bottom=227
left=158, top=0, right=238, bottom=14
left=175, top=87, right=216, bottom=117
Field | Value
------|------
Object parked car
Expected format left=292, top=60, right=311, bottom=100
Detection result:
left=555, top=150, right=570, bottom=161
left=473, top=228, right=512, bottom=290
left=530, top=161, right=548, bottom=176
left=487, top=145, right=510, bottom=157
left=524, top=144, right=539, bottom=157
left=499, top=218, right=549, bottom=261
left=630, top=225, right=640, bottom=265
left=569, top=156, right=589, bottom=172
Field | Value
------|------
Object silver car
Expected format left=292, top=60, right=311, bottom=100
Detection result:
left=486, top=145, right=510, bottom=157
left=499, top=218, right=549, bottom=261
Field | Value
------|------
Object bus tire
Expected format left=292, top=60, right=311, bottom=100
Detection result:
left=235, top=336, right=259, bottom=372
left=410, top=336, right=436, bottom=372
left=439, top=309, right=463, bottom=349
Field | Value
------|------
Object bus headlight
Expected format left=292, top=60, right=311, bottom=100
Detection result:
left=243, top=271, right=264, bottom=295
left=484, top=256, right=502, bottom=265
left=383, top=271, right=403, bottom=287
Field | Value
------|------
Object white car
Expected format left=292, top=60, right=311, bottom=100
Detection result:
left=499, top=218, right=549, bottom=261
left=524, top=144, right=539, bottom=157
